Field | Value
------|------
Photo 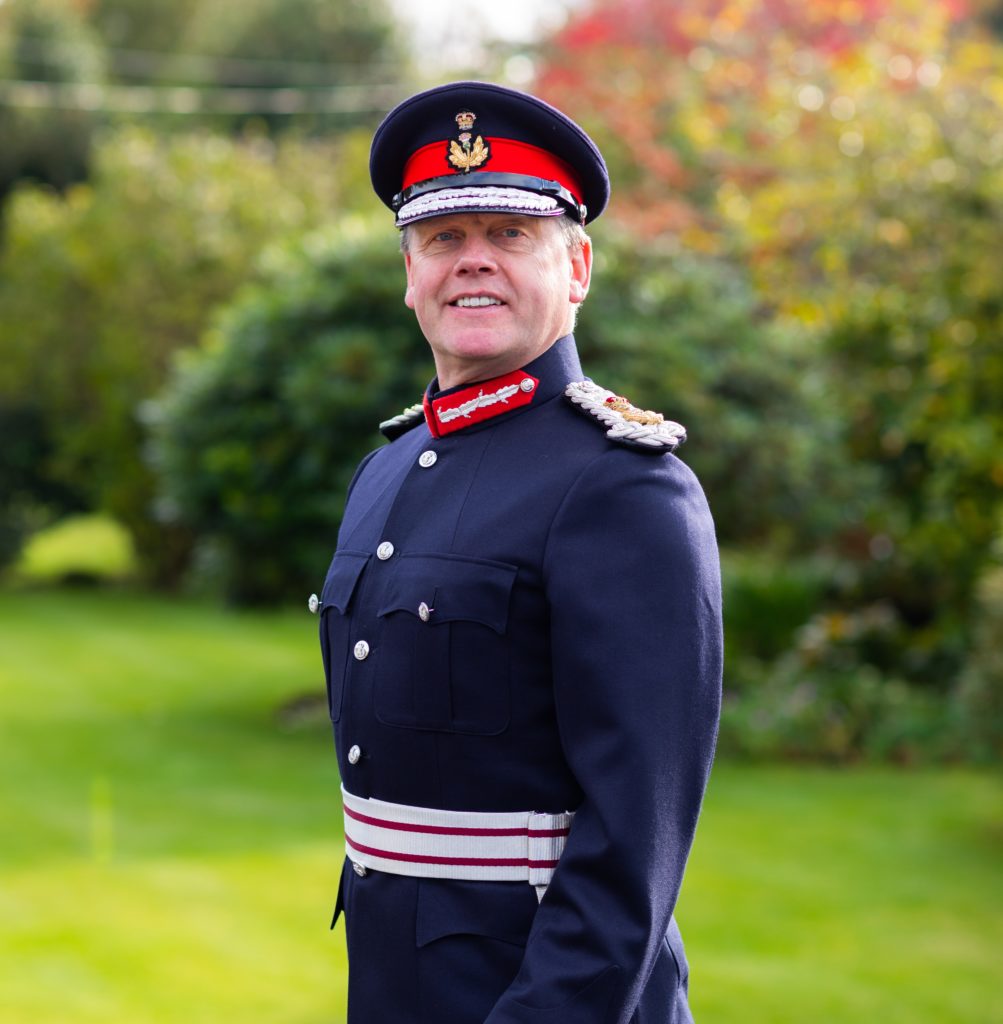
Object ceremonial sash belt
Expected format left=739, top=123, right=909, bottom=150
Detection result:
left=342, top=785, right=574, bottom=889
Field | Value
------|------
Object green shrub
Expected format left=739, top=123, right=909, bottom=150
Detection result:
left=0, top=0, right=102, bottom=199
left=0, top=127, right=349, bottom=584
left=151, top=225, right=428, bottom=604
left=11, top=514, right=137, bottom=585
left=951, top=560, right=1003, bottom=762
left=718, top=589, right=1002, bottom=763
left=719, top=659, right=963, bottom=764
left=720, top=548, right=836, bottom=677
left=0, top=404, right=88, bottom=573
left=578, top=234, right=867, bottom=553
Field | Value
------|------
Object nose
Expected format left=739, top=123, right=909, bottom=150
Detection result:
left=453, top=235, right=497, bottom=275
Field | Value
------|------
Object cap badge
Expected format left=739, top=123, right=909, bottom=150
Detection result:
left=448, top=110, right=490, bottom=173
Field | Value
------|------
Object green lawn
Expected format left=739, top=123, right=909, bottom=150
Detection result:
left=1, top=587, right=1000, bottom=1023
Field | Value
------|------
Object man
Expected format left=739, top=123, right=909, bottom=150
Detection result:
left=314, top=80, right=722, bottom=1024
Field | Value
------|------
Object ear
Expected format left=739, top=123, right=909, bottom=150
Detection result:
left=568, top=236, right=592, bottom=305
left=403, top=251, right=416, bottom=310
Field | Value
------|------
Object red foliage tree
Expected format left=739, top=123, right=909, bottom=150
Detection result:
left=536, top=0, right=970, bottom=239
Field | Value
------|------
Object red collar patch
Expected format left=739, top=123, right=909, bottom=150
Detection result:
left=423, top=369, right=540, bottom=438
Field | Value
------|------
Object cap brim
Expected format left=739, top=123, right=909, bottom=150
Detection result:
left=396, top=185, right=567, bottom=227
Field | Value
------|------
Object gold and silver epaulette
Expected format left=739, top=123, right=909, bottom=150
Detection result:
left=379, top=402, right=425, bottom=440
left=565, top=380, right=686, bottom=452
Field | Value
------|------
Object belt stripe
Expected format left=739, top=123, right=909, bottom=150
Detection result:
left=340, top=786, right=574, bottom=887
left=346, top=835, right=560, bottom=869
left=344, top=803, right=569, bottom=838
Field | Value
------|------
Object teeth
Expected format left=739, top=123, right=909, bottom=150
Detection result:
left=455, top=296, right=503, bottom=308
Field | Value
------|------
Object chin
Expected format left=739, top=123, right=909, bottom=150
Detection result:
left=443, top=332, right=515, bottom=361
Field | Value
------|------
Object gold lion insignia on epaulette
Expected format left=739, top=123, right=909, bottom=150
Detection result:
left=565, top=380, right=686, bottom=452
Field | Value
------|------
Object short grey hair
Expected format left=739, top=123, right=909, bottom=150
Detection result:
left=399, top=213, right=590, bottom=254
left=556, top=215, right=590, bottom=252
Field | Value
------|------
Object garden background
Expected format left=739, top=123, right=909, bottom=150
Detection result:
left=1, top=0, right=1001, bottom=1021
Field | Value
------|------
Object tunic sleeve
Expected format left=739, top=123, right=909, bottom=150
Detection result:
left=484, top=447, right=723, bottom=1024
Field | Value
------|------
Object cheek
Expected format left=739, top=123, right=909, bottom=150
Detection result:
left=532, top=249, right=571, bottom=289
left=405, top=266, right=434, bottom=312
left=534, top=265, right=571, bottom=309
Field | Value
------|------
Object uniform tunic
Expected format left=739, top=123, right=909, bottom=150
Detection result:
left=319, top=334, right=722, bottom=1024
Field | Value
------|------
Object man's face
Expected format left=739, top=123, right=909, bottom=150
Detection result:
left=403, top=212, right=591, bottom=388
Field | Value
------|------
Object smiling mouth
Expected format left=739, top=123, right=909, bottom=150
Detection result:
left=450, top=296, right=506, bottom=308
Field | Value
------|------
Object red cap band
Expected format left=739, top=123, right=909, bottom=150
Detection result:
left=403, top=138, right=584, bottom=206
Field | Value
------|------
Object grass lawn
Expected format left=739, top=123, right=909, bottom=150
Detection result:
left=1, top=587, right=1000, bottom=1023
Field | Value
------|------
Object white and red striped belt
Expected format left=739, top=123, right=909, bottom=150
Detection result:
left=342, top=786, right=574, bottom=892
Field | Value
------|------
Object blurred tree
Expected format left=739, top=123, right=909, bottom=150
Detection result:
left=87, top=0, right=401, bottom=79
left=151, top=226, right=428, bottom=604
left=536, top=0, right=936, bottom=239
left=970, top=0, right=1003, bottom=37
left=0, top=127, right=358, bottom=584
left=0, top=0, right=407, bottom=201
left=182, top=0, right=400, bottom=74
left=577, top=228, right=863, bottom=553
left=537, top=0, right=1003, bottom=689
left=0, top=405, right=88, bottom=572
left=181, top=0, right=405, bottom=132
left=86, top=0, right=201, bottom=53
left=88, top=0, right=406, bottom=131
left=726, top=7, right=1003, bottom=684
left=0, top=0, right=104, bottom=201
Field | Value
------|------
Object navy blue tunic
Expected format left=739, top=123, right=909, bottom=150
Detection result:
left=320, top=334, right=722, bottom=1023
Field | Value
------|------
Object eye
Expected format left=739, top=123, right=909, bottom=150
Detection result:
left=433, top=230, right=456, bottom=242
left=500, top=227, right=524, bottom=238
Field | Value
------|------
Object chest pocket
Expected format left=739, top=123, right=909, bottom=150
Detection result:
left=319, top=550, right=370, bottom=722
left=374, top=554, right=517, bottom=735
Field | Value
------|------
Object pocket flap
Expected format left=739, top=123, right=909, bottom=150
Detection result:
left=377, top=555, right=517, bottom=634
left=416, top=878, right=535, bottom=949
left=321, top=550, right=370, bottom=615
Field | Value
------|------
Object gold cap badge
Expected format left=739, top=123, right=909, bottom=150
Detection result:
left=447, top=109, right=490, bottom=173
